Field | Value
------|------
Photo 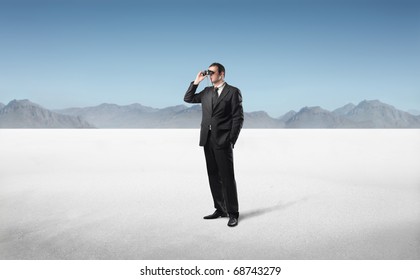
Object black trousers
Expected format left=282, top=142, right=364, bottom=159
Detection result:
left=203, top=131, right=239, bottom=218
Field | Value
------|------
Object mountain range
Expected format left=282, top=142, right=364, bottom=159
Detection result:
left=0, top=100, right=93, bottom=128
left=1, top=99, right=420, bottom=128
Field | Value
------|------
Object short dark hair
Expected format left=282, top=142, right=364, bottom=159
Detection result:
left=209, top=62, right=225, bottom=76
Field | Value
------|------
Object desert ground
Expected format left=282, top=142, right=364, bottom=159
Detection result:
left=0, top=129, right=419, bottom=259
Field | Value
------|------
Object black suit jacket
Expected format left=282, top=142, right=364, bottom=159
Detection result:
left=184, top=82, right=244, bottom=148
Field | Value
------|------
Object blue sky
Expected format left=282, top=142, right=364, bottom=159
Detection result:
left=0, top=0, right=419, bottom=116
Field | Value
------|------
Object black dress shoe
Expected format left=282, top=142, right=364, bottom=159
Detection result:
left=227, top=216, right=238, bottom=227
left=203, top=210, right=228, bottom=219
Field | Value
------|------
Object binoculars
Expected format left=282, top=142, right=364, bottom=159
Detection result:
left=201, top=70, right=215, bottom=76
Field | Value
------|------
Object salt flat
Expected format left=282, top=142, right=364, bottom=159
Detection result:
left=0, top=129, right=419, bottom=259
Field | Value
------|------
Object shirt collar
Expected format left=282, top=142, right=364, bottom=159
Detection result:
left=215, top=82, right=226, bottom=92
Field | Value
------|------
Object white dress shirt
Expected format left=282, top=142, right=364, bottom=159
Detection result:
left=214, top=82, right=226, bottom=97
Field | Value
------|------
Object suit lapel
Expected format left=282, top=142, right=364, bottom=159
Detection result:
left=213, top=83, right=230, bottom=110
left=204, top=87, right=213, bottom=113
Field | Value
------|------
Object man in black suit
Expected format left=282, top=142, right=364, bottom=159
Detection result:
left=184, top=62, right=244, bottom=227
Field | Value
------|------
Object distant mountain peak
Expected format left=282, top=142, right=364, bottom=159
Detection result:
left=351, top=99, right=395, bottom=113
left=2, top=99, right=44, bottom=113
left=356, top=100, right=397, bottom=111
left=344, top=99, right=420, bottom=128
left=360, top=99, right=381, bottom=104
left=299, top=106, right=325, bottom=112
left=333, top=103, right=356, bottom=116
left=6, top=99, right=36, bottom=107
left=287, top=105, right=346, bottom=128
left=0, top=99, right=94, bottom=128
left=247, top=110, right=271, bottom=117
left=279, top=110, right=297, bottom=122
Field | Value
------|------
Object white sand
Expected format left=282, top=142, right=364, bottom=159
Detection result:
left=0, top=129, right=419, bottom=259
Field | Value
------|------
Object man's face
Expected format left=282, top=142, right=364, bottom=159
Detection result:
left=208, top=66, right=223, bottom=83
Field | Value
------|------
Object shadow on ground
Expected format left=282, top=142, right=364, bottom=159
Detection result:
left=240, top=195, right=314, bottom=221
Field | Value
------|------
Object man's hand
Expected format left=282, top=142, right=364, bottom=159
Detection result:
left=193, top=71, right=207, bottom=85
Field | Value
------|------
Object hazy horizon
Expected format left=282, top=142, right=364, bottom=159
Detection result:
left=1, top=97, right=419, bottom=119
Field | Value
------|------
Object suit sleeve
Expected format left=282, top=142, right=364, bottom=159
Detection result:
left=230, top=89, right=244, bottom=146
left=184, top=82, right=204, bottom=104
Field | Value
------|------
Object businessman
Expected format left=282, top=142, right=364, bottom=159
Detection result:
left=184, top=63, right=244, bottom=227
